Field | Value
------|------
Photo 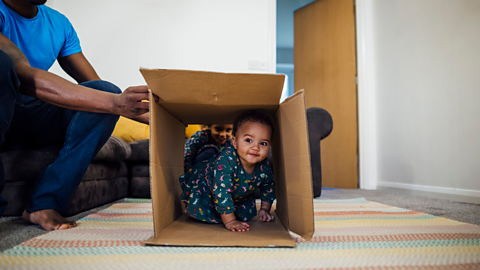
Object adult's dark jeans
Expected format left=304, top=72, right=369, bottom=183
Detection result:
left=0, top=50, right=120, bottom=216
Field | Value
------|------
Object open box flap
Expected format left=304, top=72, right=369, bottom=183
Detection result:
left=140, top=68, right=285, bottom=124
left=149, top=95, right=185, bottom=236
left=274, top=90, right=314, bottom=240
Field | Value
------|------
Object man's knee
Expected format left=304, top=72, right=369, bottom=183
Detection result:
left=0, top=50, right=16, bottom=77
left=0, top=50, right=14, bottom=67
left=0, top=50, right=20, bottom=101
left=80, top=80, right=122, bottom=95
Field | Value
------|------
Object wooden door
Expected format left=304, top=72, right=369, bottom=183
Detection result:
left=294, top=0, right=358, bottom=188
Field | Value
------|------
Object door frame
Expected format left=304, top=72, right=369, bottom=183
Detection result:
left=356, top=0, right=377, bottom=190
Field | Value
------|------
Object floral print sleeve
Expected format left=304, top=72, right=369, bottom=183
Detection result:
left=179, top=146, right=275, bottom=223
left=184, top=130, right=210, bottom=171
left=258, top=159, right=276, bottom=204
left=211, top=148, right=236, bottom=215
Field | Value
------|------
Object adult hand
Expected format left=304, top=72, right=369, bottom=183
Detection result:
left=224, top=220, right=250, bottom=232
left=113, top=85, right=150, bottom=118
left=258, top=209, right=275, bottom=222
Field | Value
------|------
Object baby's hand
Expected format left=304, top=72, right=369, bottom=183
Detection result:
left=224, top=220, right=250, bottom=232
left=258, top=209, right=275, bottom=222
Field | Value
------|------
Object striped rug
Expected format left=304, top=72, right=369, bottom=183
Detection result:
left=1, top=198, right=479, bottom=269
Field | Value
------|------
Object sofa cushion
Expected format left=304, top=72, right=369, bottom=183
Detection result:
left=82, top=161, right=129, bottom=181
left=2, top=161, right=129, bottom=216
left=1, top=136, right=130, bottom=184
left=1, top=136, right=132, bottom=216
left=127, top=139, right=150, bottom=198
left=1, top=145, right=61, bottom=183
left=127, top=139, right=149, bottom=161
left=93, top=136, right=131, bottom=162
left=130, top=176, right=150, bottom=198
left=65, top=170, right=129, bottom=216
left=130, top=163, right=149, bottom=177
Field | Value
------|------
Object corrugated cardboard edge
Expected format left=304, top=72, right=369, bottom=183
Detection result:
left=141, top=68, right=187, bottom=126
left=148, top=93, right=186, bottom=239
left=141, top=69, right=308, bottom=246
left=276, top=90, right=314, bottom=240
left=139, top=68, right=285, bottom=125
left=139, top=68, right=284, bottom=105
left=271, top=112, right=289, bottom=231
left=148, top=90, right=156, bottom=238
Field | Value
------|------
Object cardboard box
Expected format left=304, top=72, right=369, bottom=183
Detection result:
left=140, top=68, right=314, bottom=248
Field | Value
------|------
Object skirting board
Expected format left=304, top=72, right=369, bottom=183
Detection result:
left=377, top=181, right=480, bottom=198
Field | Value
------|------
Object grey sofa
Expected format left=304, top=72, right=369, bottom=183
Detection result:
left=0, top=136, right=150, bottom=217
left=126, top=139, right=150, bottom=198
left=0, top=107, right=332, bottom=216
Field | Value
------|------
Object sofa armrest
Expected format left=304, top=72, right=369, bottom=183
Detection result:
left=307, top=107, right=333, bottom=198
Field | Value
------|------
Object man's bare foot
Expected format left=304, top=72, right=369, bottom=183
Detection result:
left=22, top=209, right=77, bottom=231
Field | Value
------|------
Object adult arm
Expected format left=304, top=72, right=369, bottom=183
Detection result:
left=58, top=51, right=151, bottom=124
left=57, top=52, right=101, bottom=83
left=0, top=33, right=149, bottom=118
left=129, top=112, right=150, bottom=124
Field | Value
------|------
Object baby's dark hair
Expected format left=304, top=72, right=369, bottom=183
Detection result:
left=232, top=110, right=274, bottom=138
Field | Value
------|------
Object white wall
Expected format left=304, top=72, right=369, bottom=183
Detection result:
left=358, top=0, right=480, bottom=196
left=47, top=0, right=276, bottom=90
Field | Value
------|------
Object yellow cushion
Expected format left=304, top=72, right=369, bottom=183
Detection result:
left=112, top=117, right=204, bottom=143
left=112, top=117, right=150, bottom=143
left=185, top=125, right=204, bottom=139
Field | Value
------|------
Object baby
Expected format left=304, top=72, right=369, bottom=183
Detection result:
left=179, top=111, right=275, bottom=232
left=184, top=124, right=233, bottom=172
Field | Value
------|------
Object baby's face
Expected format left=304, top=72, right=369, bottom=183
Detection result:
left=211, top=124, right=233, bottom=145
left=232, top=121, right=271, bottom=168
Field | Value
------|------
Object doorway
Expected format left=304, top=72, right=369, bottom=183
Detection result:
left=277, top=0, right=358, bottom=189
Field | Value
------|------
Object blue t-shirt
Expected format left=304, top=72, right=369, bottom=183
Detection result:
left=0, top=1, right=81, bottom=71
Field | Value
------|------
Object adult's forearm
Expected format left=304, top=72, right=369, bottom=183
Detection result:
left=16, top=63, right=117, bottom=114
left=130, top=112, right=150, bottom=124
left=2, top=34, right=149, bottom=117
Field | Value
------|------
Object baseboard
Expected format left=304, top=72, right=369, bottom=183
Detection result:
left=377, top=181, right=480, bottom=198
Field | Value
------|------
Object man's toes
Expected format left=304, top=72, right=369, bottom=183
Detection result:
left=55, top=220, right=77, bottom=230
left=56, top=223, right=72, bottom=230
left=67, top=221, right=77, bottom=228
